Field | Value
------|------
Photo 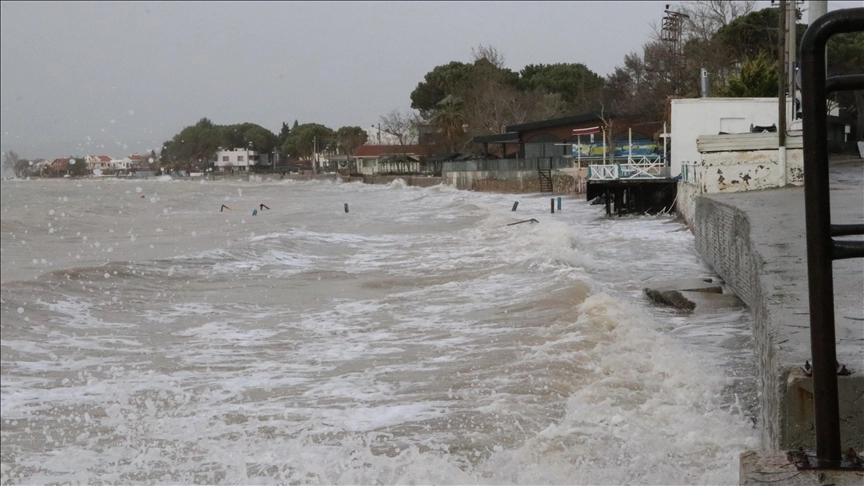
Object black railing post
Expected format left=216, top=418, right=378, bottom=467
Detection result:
left=799, top=7, right=864, bottom=465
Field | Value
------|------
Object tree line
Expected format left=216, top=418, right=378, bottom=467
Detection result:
left=157, top=118, right=370, bottom=172
left=153, top=1, right=863, bottom=171
left=3, top=151, right=92, bottom=178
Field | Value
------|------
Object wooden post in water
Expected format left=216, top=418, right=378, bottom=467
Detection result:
left=550, top=198, right=555, bottom=214
left=605, top=188, right=611, bottom=217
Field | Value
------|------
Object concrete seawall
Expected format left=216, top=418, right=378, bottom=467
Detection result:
left=691, top=161, right=863, bottom=452
left=203, top=173, right=445, bottom=187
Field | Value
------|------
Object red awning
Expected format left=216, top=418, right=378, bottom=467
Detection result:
left=572, top=126, right=601, bottom=136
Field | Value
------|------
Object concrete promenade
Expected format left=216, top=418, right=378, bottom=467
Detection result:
left=692, top=159, right=863, bottom=456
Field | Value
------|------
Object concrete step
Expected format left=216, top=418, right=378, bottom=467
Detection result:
left=643, top=277, right=724, bottom=310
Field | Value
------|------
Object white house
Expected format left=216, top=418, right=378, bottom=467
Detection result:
left=670, top=97, right=790, bottom=179
left=111, top=156, right=133, bottom=172
left=85, top=155, right=113, bottom=172
left=672, top=98, right=806, bottom=226
left=354, top=145, right=429, bottom=175
left=214, top=148, right=260, bottom=171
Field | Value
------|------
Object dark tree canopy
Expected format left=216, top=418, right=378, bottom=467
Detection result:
left=409, top=47, right=606, bottom=151
left=520, top=63, right=604, bottom=110
left=280, top=123, right=334, bottom=160
left=715, top=53, right=778, bottom=97
left=160, top=119, right=278, bottom=170
left=334, top=126, right=368, bottom=156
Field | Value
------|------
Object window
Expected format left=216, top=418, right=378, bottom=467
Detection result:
left=222, top=156, right=229, bottom=162
left=237, top=156, right=244, bottom=162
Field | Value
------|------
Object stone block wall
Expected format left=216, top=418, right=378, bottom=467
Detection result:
left=695, top=197, right=781, bottom=449
left=694, top=196, right=864, bottom=451
left=446, top=171, right=585, bottom=194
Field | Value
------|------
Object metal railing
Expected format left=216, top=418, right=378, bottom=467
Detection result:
left=681, top=163, right=700, bottom=185
left=588, top=164, right=617, bottom=180
left=800, top=7, right=864, bottom=467
left=588, top=155, right=669, bottom=180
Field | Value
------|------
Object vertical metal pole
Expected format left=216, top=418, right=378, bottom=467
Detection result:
left=628, top=127, right=632, bottom=163
left=662, top=122, right=667, bottom=175
left=779, top=0, right=788, bottom=187
left=577, top=134, right=581, bottom=168
left=801, top=11, right=841, bottom=464
left=604, top=188, right=611, bottom=217
left=788, top=1, right=798, bottom=120
left=602, top=129, right=607, bottom=165
left=779, top=0, right=787, bottom=148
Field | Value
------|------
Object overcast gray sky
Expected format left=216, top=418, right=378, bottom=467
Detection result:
left=0, top=1, right=855, bottom=161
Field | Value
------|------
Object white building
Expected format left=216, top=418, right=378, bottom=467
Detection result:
left=670, top=97, right=790, bottom=178
left=214, top=148, right=260, bottom=171
left=672, top=98, right=805, bottom=227
left=111, top=156, right=133, bottom=172
left=85, top=155, right=113, bottom=172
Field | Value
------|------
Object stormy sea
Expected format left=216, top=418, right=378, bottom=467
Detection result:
left=1, top=176, right=759, bottom=484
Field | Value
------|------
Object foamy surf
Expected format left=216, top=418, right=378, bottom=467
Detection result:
left=1, top=178, right=758, bottom=484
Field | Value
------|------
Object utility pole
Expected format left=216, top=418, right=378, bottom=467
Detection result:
left=778, top=0, right=788, bottom=186
left=786, top=0, right=799, bottom=121
left=313, top=136, right=317, bottom=175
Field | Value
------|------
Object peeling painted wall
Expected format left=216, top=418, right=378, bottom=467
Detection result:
left=676, top=148, right=802, bottom=226
left=700, top=149, right=803, bottom=193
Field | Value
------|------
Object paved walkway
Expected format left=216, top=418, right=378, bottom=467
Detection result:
left=695, top=158, right=863, bottom=452
left=704, top=159, right=862, bottom=369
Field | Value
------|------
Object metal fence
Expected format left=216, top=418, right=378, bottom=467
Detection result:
left=442, top=157, right=573, bottom=173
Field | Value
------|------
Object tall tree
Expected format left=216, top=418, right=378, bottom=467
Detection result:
left=715, top=53, right=779, bottom=97
left=410, top=61, right=474, bottom=116
left=379, top=110, right=419, bottom=146
left=409, top=45, right=595, bottom=151
left=433, top=95, right=467, bottom=152
left=334, top=126, right=368, bottom=156
left=281, top=123, right=334, bottom=161
left=520, top=63, right=604, bottom=112
left=67, top=156, right=90, bottom=177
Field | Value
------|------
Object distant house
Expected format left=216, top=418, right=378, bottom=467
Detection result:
left=85, top=155, right=112, bottom=172
left=354, top=145, right=433, bottom=175
left=214, top=148, right=259, bottom=171
left=51, top=158, right=70, bottom=172
left=128, top=153, right=149, bottom=171
left=111, top=156, right=133, bottom=173
left=319, top=153, right=350, bottom=172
